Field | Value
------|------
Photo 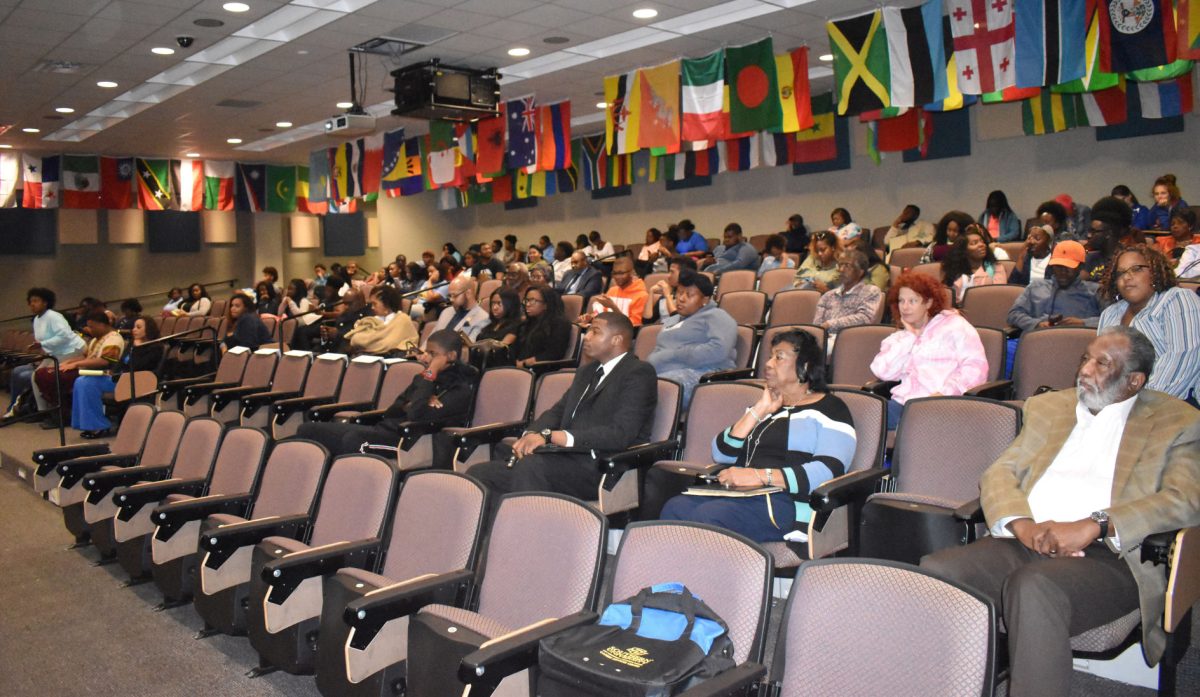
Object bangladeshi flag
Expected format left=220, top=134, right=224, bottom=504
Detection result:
left=135, top=158, right=171, bottom=210
left=726, top=37, right=782, bottom=132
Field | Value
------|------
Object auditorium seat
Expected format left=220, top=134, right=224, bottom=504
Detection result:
left=32, top=402, right=154, bottom=496
left=451, top=368, right=573, bottom=462
left=888, top=247, right=926, bottom=269
left=272, top=354, right=382, bottom=440
left=766, top=288, right=820, bottom=327
left=208, top=299, right=227, bottom=318
left=477, top=278, right=502, bottom=303
left=959, top=284, right=1026, bottom=334
left=245, top=454, right=399, bottom=677
left=228, top=350, right=317, bottom=429
left=279, top=318, right=298, bottom=350
left=593, top=377, right=682, bottom=516
left=975, top=326, right=1007, bottom=383
left=261, top=315, right=280, bottom=341
left=150, top=439, right=327, bottom=607
left=109, top=424, right=265, bottom=582
left=330, top=359, right=424, bottom=422
left=460, top=520, right=772, bottom=695
left=717, top=290, right=767, bottom=325
left=560, top=292, right=584, bottom=319
left=652, top=381, right=763, bottom=480
left=910, top=261, right=943, bottom=281
left=828, top=324, right=895, bottom=389
left=525, top=323, right=583, bottom=375
left=642, top=271, right=669, bottom=290
left=210, top=349, right=305, bottom=423
left=968, top=326, right=1096, bottom=402
left=159, top=345, right=252, bottom=413
left=679, top=558, right=996, bottom=697
left=632, top=323, right=661, bottom=360
left=347, top=493, right=606, bottom=697
left=715, top=269, right=757, bottom=297
left=701, top=324, right=824, bottom=384
left=109, top=370, right=159, bottom=405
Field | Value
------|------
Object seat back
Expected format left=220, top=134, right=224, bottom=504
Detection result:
left=241, top=350, right=279, bottom=388
left=560, top=294, right=584, bottom=319
left=716, top=270, right=757, bottom=297
left=166, top=418, right=225, bottom=482
left=111, top=403, right=156, bottom=456
left=532, top=370, right=575, bottom=420
left=113, top=371, right=159, bottom=402
left=471, top=367, right=534, bottom=426
left=379, top=471, right=487, bottom=580
left=777, top=559, right=994, bottom=697
left=204, top=426, right=269, bottom=496
left=682, top=382, right=763, bottom=462
left=308, top=454, right=397, bottom=547
left=767, top=289, right=820, bottom=327
left=733, top=325, right=756, bottom=369
left=561, top=323, right=582, bottom=361
left=960, top=284, right=1025, bottom=331
left=650, top=379, right=683, bottom=442
left=260, top=315, right=279, bottom=340
left=643, top=272, right=669, bottom=291
left=303, top=354, right=347, bottom=398
left=251, top=440, right=330, bottom=519
left=1012, top=327, right=1096, bottom=400
left=139, top=411, right=187, bottom=468
left=417, top=322, right=437, bottom=349
left=975, top=326, right=1006, bottom=382
left=829, top=324, right=895, bottom=387
left=888, top=247, right=926, bottom=269
left=208, top=299, right=227, bottom=318
left=828, top=388, right=887, bottom=472
left=477, top=494, right=606, bottom=631
left=910, top=262, right=942, bottom=281
left=998, top=242, right=1025, bottom=262
left=279, top=318, right=298, bottom=349
left=892, top=396, right=1021, bottom=501
left=758, top=268, right=796, bottom=299
left=377, top=361, right=424, bottom=407
left=478, top=278, right=502, bottom=303
left=336, top=357, right=384, bottom=403
left=611, top=522, right=773, bottom=664
left=633, top=324, right=662, bottom=360
left=757, top=325, right=826, bottom=377
left=159, top=316, right=180, bottom=336
left=272, top=351, right=313, bottom=393
left=748, top=234, right=770, bottom=252
left=718, top=290, right=767, bottom=325
left=214, top=348, right=251, bottom=383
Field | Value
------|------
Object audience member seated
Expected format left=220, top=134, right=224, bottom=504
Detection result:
left=468, top=312, right=657, bottom=498
left=310, top=264, right=329, bottom=293
left=254, top=281, right=280, bottom=317
left=347, top=286, right=419, bottom=357
left=780, top=213, right=810, bottom=255
left=584, top=230, right=615, bottom=260
left=851, top=236, right=890, bottom=293
left=1111, top=184, right=1153, bottom=231
left=828, top=207, right=863, bottom=243
left=162, top=287, right=184, bottom=314
left=70, top=297, right=114, bottom=332
left=702, top=222, right=759, bottom=274
left=429, top=275, right=490, bottom=342
left=557, top=251, right=603, bottom=298
left=475, top=242, right=506, bottom=279
left=5, top=288, right=86, bottom=421
left=1155, top=207, right=1199, bottom=261
left=503, top=261, right=533, bottom=298
left=1007, top=242, right=1102, bottom=335
left=277, top=278, right=315, bottom=327
left=757, top=234, right=796, bottom=277
left=538, top=235, right=555, bottom=262
left=636, top=227, right=664, bottom=276
left=471, top=288, right=522, bottom=368
left=443, top=242, right=463, bottom=265
left=514, top=286, right=573, bottom=369
left=1009, top=224, right=1054, bottom=285
left=644, top=256, right=697, bottom=324
left=581, top=257, right=648, bottom=327
left=675, top=218, right=709, bottom=259
left=793, top=230, right=841, bottom=292
left=72, top=315, right=160, bottom=438
left=552, top=242, right=574, bottom=282
left=172, top=283, right=211, bottom=317
left=921, top=210, right=974, bottom=263
left=979, top=189, right=1022, bottom=243
left=1146, top=173, right=1187, bottom=232
left=290, top=283, right=362, bottom=352
left=221, top=293, right=272, bottom=352
left=943, top=223, right=1010, bottom=303
left=1098, top=244, right=1200, bottom=404
left=408, top=264, right=449, bottom=322
left=813, top=249, right=883, bottom=341
left=528, top=264, right=553, bottom=287
left=1175, top=239, right=1200, bottom=280
left=651, top=229, right=679, bottom=273
left=295, top=329, right=478, bottom=457
left=36, top=311, right=125, bottom=429
left=922, top=327, right=1200, bottom=697
left=645, top=269, right=736, bottom=405
left=1084, top=195, right=1144, bottom=282
left=500, top=234, right=523, bottom=265
left=882, top=204, right=935, bottom=259
left=658, top=329, right=856, bottom=543
left=1056, top=193, right=1091, bottom=241
left=115, top=298, right=141, bottom=332
left=871, top=271, right=989, bottom=430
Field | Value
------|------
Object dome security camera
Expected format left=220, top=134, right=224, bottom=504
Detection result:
left=176, top=35, right=194, bottom=48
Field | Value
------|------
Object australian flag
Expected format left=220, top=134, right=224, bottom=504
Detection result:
left=506, top=96, right=538, bottom=171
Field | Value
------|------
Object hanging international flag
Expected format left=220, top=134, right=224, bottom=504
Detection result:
left=100, top=157, right=134, bottom=209
left=235, top=163, right=266, bottom=212
left=380, top=128, right=408, bottom=197
left=761, top=132, right=794, bottom=167
left=538, top=101, right=573, bottom=170
left=1135, top=75, right=1194, bottom=117
left=871, top=108, right=922, bottom=151
left=61, top=155, right=101, bottom=209
left=556, top=160, right=578, bottom=194
left=305, top=151, right=328, bottom=209
left=475, top=109, right=506, bottom=178
left=882, top=1, right=944, bottom=108
left=604, top=72, right=640, bottom=154
left=329, top=143, right=352, bottom=202
left=1014, top=0, right=1086, bottom=88
left=135, top=158, right=170, bottom=210
left=1102, top=0, right=1176, bottom=72
left=398, top=136, right=426, bottom=196
left=360, top=134, right=383, bottom=200
left=681, top=50, right=726, bottom=142
left=828, top=11, right=892, bottom=115
left=792, top=93, right=839, bottom=163
left=926, top=16, right=979, bottom=110
left=296, top=165, right=323, bottom=214
left=170, top=159, right=204, bottom=211
left=721, top=135, right=760, bottom=172
left=202, top=161, right=235, bottom=211
left=265, top=165, right=296, bottom=213
left=776, top=47, right=815, bottom=132
left=0, top=152, right=18, bottom=208
left=982, top=85, right=1043, bottom=102
left=1096, top=75, right=1186, bottom=139
left=1182, top=0, right=1200, bottom=59
left=726, top=37, right=782, bottom=132
left=578, top=135, right=607, bottom=190
left=426, top=121, right=463, bottom=189
left=1053, top=1, right=1121, bottom=91
left=664, top=148, right=721, bottom=181
left=506, top=96, right=539, bottom=169
left=1126, top=59, right=1194, bottom=81
left=455, top=122, right=477, bottom=182
left=637, top=61, right=681, bottom=151
left=1022, top=89, right=1084, bottom=134
left=22, top=155, right=60, bottom=209
left=903, top=108, right=972, bottom=161
left=947, top=0, right=1017, bottom=94
left=1079, top=79, right=1128, bottom=124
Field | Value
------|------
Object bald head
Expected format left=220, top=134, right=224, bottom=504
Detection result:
left=449, top=274, right=476, bottom=309
left=570, top=251, right=589, bottom=270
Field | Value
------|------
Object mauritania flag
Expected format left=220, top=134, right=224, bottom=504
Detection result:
left=1014, top=0, right=1086, bottom=88
left=266, top=165, right=296, bottom=213
left=61, top=155, right=100, bottom=209
left=828, top=10, right=891, bottom=115
left=681, top=50, right=725, bottom=142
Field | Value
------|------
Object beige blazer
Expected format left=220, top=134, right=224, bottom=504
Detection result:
left=981, top=388, right=1200, bottom=665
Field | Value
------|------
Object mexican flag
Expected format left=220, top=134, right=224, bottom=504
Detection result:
left=62, top=155, right=100, bottom=209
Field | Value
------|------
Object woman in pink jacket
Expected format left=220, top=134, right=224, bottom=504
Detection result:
left=871, top=271, right=989, bottom=430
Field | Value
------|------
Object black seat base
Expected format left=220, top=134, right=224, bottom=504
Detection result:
left=248, top=543, right=321, bottom=676
left=152, top=552, right=200, bottom=604
left=194, top=580, right=253, bottom=636
left=116, top=534, right=153, bottom=581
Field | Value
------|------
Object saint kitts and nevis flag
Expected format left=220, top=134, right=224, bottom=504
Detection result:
left=136, top=158, right=172, bottom=210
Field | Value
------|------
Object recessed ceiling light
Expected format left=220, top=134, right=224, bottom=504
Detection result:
left=152, top=47, right=176, bottom=55
left=22, top=127, right=40, bottom=133
left=222, top=2, right=250, bottom=12
left=335, top=101, right=354, bottom=109
left=0, top=144, right=12, bottom=149
left=226, top=137, right=242, bottom=144
left=97, top=80, right=118, bottom=88
left=633, top=8, right=659, bottom=19
left=275, top=121, right=293, bottom=128
left=55, top=107, right=75, bottom=114
left=507, top=47, right=531, bottom=57
left=186, top=152, right=200, bottom=157
left=596, top=102, right=607, bottom=109
left=818, top=54, right=833, bottom=62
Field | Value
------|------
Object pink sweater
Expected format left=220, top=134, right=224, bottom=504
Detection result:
left=870, top=310, right=989, bottom=404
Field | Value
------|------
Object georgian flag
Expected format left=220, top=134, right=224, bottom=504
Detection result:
left=947, top=0, right=1018, bottom=94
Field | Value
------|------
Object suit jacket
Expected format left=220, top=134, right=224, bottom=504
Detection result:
left=980, top=388, right=1200, bottom=664
left=530, top=353, right=658, bottom=456
left=557, top=266, right=603, bottom=299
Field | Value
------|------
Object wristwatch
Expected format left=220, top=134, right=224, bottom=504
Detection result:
left=1090, top=510, right=1109, bottom=539
left=539, top=428, right=553, bottom=441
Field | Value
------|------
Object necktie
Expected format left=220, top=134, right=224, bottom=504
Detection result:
left=570, top=365, right=604, bottom=422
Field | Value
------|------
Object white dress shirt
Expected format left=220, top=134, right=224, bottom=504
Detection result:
left=563, top=352, right=627, bottom=447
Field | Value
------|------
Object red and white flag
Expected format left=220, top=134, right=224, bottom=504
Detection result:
left=172, top=159, right=204, bottom=211
left=947, top=0, right=1017, bottom=95
left=21, top=154, right=59, bottom=209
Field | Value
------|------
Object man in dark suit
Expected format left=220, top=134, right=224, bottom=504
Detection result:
left=557, top=251, right=603, bottom=299
left=468, top=312, right=658, bottom=499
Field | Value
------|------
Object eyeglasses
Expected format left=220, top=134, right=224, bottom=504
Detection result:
left=522, top=297, right=544, bottom=306
left=1114, top=264, right=1149, bottom=278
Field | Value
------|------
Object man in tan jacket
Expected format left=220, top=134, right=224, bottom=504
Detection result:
left=922, top=326, right=1200, bottom=697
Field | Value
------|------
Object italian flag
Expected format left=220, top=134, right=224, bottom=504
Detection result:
left=203, top=161, right=234, bottom=211
left=681, top=49, right=725, bottom=143
left=62, top=155, right=100, bottom=209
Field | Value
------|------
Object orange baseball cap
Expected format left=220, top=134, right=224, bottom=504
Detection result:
left=1047, top=240, right=1086, bottom=269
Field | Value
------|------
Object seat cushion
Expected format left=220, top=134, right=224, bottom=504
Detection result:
left=1070, top=609, right=1140, bottom=652
left=419, top=604, right=512, bottom=640
left=208, top=513, right=248, bottom=526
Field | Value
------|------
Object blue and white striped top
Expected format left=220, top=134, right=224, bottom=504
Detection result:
left=1099, top=287, right=1200, bottom=401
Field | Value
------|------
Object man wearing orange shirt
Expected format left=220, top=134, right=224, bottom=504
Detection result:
left=580, top=256, right=649, bottom=327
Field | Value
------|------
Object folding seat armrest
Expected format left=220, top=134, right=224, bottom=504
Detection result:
left=862, top=380, right=899, bottom=399
left=699, top=368, right=755, bottom=384
left=241, top=389, right=302, bottom=409
left=344, top=569, right=476, bottom=648
left=33, top=443, right=111, bottom=476
left=675, top=662, right=768, bottom=697
left=353, top=409, right=389, bottom=425
left=262, top=539, right=383, bottom=604
left=810, top=467, right=887, bottom=512
left=152, top=493, right=254, bottom=541
left=459, top=611, right=600, bottom=690
left=181, top=379, right=237, bottom=398
left=446, top=421, right=528, bottom=449
left=210, top=384, right=272, bottom=409
left=966, top=380, right=1014, bottom=401
left=83, top=464, right=173, bottom=502
left=308, top=400, right=375, bottom=422
left=199, top=514, right=312, bottom=567
left=1003, top=326, right=1021, bottom=340
left=603, top=439, right=680, bottom=473
left=160, top=375, right=216, bottom=394
left=114, top=478, right=208, bottom=519
left=57, top=453, right=139, bottom=487
left=954, top=498, right=985, bottom=524
left=654, top=460, right=722, bottom=477
left=526, top=359, right=577, bottom=376
left=1141, top=530, right=1181, bottom=567
left=273, top=394, right=335, bottom=416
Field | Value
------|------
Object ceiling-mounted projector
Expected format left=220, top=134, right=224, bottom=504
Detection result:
left=325, top=113, right=376, bottom=136
left=391, top=59, right=500, bottom=121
